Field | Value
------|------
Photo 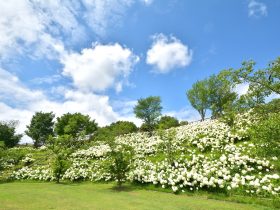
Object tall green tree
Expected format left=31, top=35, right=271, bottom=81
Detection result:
left=25, top=111, right=55, bottom=148
left=187, top=80, right=209, bottom=121
left=134, top=96, right=162, bottom=135
left=55, top=113, right=98, bottom=138
left=0, top=121, right=22, bottom=148
left=208, top=72, right=237, bottom=118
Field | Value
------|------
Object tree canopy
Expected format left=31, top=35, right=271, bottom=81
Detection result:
left=55, top=113, right=98, bottom=138
left=25, top=111, right=55, bottom=148
left=156, top=116, right=179, bottom=129
left=93, top=121, right=138, bottom=143
left=134, top=96, right=162, bottom=134
left=0, top=121, right=22, bottom=148
left=187, top=80, right=209, bottom=121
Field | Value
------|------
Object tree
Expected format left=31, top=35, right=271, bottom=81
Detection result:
left=25, top=111, right=55, bottom=148
left=93, top=121, right=138, bottom=144
left=52, top=153, right=69, bottom=183
left=48, top=135, right=75, bottom=183
left=109, top=121, right=138, bottom=136
left=187, top=80, right=209, bottom=121
left=108, top=144, right=134, bottom=187
left=55, top=113, right=98, bottom=138
left=227, top=57, right=280, bottom=111
left=232, top=58, right=280, bottom=96
left=157, top=116, right=179, bottom=129
left=0, top=121, right=22, bottom=148
left=208, top=72, right=237, bottom=118
left=134, top=96, right=162, bottom=135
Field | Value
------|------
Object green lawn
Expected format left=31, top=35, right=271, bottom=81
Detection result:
left=0, top=182, right=274, bottom=210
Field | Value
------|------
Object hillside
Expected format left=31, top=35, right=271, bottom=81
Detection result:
left=1, top=111, right=279, bottom=199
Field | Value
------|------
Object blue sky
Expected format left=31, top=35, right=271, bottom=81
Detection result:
left=0, top=0, right=279, bottom=142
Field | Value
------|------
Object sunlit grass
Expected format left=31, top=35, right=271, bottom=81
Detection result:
left=0, top=181, right=275, bottom=210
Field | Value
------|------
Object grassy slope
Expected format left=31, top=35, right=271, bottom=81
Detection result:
left=0, top=182, right=273, bottom=210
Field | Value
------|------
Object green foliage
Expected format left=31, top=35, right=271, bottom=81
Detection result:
left=179, top=121, right=189, bottom=126
left=48, top=134, right=79, bottom=154
left=109, top=121, right=138, bottom=136
left=55, top=113, right=98, bottom=138
left=52, top=153, right=70, bottom=183
left=0, top=121, right=22, bottom=148
left=0, top=141, right=4, bottom=149
left=134, top=96, right=162, bottom=135
left=187, top=80, right=209, bottom=121
left=156, top=116, right=179, bottom=130
left=232, top=57, right=280, bottom=97
left=187, top=70, right=237, bottom=120
left=25, top=111, right=55, bottom=148
left=48, top=135, right=75, bottom=183
left=108, top=144, right=134, bottom=187
left=227, top=57, right=280, bottom=110
left=208, top=72, right=237, bottom=118
left=0, top=147, right=29, bottom=168
left=250, top=113, right=280, bottom=158
left=253, top=98, right=280, bottom=116
left=93, top=121, right=137, bottom=144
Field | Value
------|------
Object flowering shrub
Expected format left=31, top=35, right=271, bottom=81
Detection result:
left=8, top=112, right=280, bottom=196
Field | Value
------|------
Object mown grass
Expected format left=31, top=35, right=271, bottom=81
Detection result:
left=0, top=181, right=277, bottom=210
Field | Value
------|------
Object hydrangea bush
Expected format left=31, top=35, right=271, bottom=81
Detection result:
left=9, top=112, right=280, bottom=196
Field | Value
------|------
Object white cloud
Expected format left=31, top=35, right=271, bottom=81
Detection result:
left=81, top=0, right=133, bottom=37
left=248, top=0, right=268, bottom=18
left=0, top=0, right=146, bottom=60
left=0, top=102, right=34, bottom=143
left=0, top=68, right=139, bottom=143
left=0, top=0, right=77, bottom=60
left=0, top=68, right=45, bottom=106
left=234, top=83, right=250, bottom=96
left=61, top=43, right=139, bottom=92
left=146, top=34, right=193, bottom=73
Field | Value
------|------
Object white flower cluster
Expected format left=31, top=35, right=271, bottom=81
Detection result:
left=11, top=166, right=54, bottom=181
left=116, top=133, right=163, bottom=156
left=129, top=153, right=280, bottom=195
left=62, top=158, right=112, bottom=181
left=21, top=154, right=35, bottom=164
left=71, top=144, right=111, bottom=159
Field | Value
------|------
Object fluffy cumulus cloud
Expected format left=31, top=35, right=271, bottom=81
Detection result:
left=248, top=0, right=268, bottom=18
left=146, top=34, right=193, bottom=73
left=0, top=68, right=139, bottom=143
left=61, top=43, right=139, bottom=92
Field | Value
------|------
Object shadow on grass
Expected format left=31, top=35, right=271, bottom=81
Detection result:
left=110, top=185, right=134, bottom=192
